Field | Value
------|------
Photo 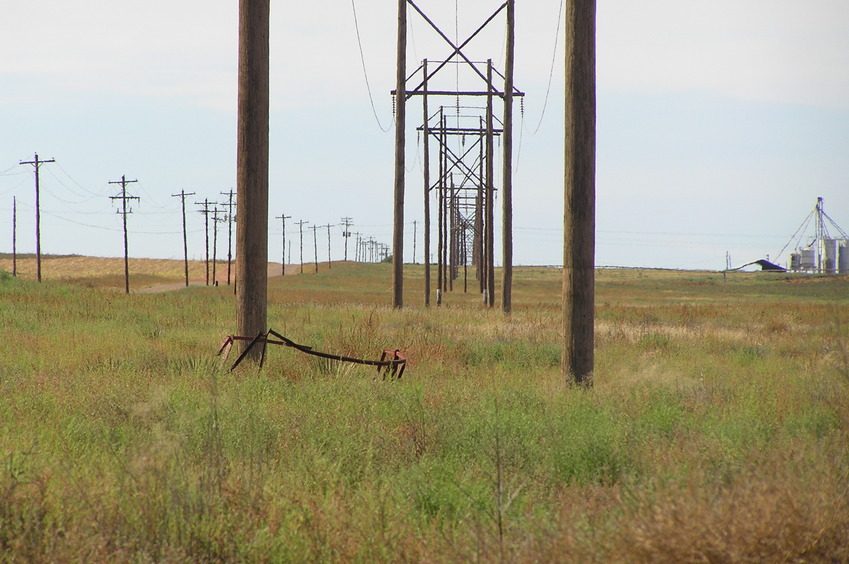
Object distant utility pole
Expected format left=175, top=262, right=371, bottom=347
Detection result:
left=109, top=175, right=139, bottom=294
left=195, top=199, right=215, bottom=285
left=413, top=220, right=417, bottom=265
left=296, top=220, right=309, bottom=273
left=340, top=217, right=353, bottom=261
left=212, top=206, right=222, bottom=285
left=275, top=214, right=291, bottom=275
left=220, top=188, right=236, bottom=285
left=322, top=224, right=333, bottom=269
left=353, top=232, right=362, bottom=262
left=12, top=196, right=17, bottom=277
left=563, top=0, right=596, bottom=386
left=19, top=153, right=55, bottom=282
left=172, top=190, right=196, bottom=287
left=310, top=224, right=320, bottom=273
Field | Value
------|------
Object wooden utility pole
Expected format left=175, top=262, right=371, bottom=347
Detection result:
left=196, top=199, right=214, bottom=285
left=172, top=190, right=196, bottom=287
left=501, top=0, right=515, bottom=314
left=323, top=224, right=333, bottom=268
left=449, top=176, right=455, bottom=292
left=276, top=214, right=291, bottom=275
left=310, top=225, right=320, bottom=273
left=353, top=232, right=362, bottom=261
left=109, top=175, right=139, bottom=294
left=392, top=0, right=407, bottom=309
left=340, top=217, right=353, bottom=261
left=477, top=118, right=485, bottom=294
left=485, top=61, right=496, bottom=308
left=212, top=206, right=221, bottom=285
left=220, top=188, right=236, bottom=285
left=236, top=0, right=270, bottom=357
left=437, top=112, right=445, bottom=306
left=563, top=0, right=596, bottom=385
left=296, top=219, right=308, bottom=273
left=422, top=59, right=431, bottom=306
left=19, top=153, right=55, bottom=282
left=12, top=196, right=17, bottom=277
left=412, top=220, right=417, bottom=264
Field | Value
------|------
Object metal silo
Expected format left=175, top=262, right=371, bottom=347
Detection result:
left=839, top=240, right=849, bottom=275
left=800, top=247, right=816, bottom=270
left=821, top=238, right=839, bottom=274
left=789, top=252, right=802, bottom=271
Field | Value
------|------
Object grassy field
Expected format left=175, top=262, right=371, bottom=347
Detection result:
left=0, top=254, right=249, bottom=290
left=1, top=259, right=848, bottom=562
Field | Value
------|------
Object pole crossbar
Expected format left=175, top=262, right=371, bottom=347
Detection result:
left=405, top=0, right=508, bottom=95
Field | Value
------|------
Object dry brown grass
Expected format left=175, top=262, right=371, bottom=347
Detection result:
left=1, top=255, right=282, bottom=290
left=2, top=261, right=848, bottom=562
left=614, top=447, right=849, bottom=562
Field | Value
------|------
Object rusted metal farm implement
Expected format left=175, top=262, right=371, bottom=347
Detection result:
left=218, top=329, right=406, bottom=378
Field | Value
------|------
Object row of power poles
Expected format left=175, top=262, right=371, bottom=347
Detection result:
left=109, top=184, right=238, bottom=294
left=13, top=154, right=237, bottom=295
left=234, top=0, right=595, bottom=384
left=273, top=215, right=388, bottom=275
left=391, top=1, right=520, bottom=313
left=190, top=191, right=237, bottom=289
left=13, top=156, right=142, bottom=295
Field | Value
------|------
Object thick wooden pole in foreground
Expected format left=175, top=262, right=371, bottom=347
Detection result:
left=236, top=0, right=270, bottom=357
left=563, top=0, right=596, bottom=385
left=392, top=0, right=407, bottom=309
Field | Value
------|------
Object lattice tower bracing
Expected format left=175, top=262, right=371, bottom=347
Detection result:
left=421, top=106, right=502, bottom=293
left=396, top=0, right=523, bottom=305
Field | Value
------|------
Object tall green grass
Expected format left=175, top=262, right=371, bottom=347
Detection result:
left=1, top=265, right=847, bottom=561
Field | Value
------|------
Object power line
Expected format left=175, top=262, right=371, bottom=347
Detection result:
left=527, top=0, right=564, bottom=136
left=0, top=164, right=25, bottom=176
left=54, top=161, right=104, bottom=197
left=350, top=0, right=393, bottom=133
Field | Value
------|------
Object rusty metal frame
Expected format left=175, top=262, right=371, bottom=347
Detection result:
left=217, top=329, right=406, bottom=378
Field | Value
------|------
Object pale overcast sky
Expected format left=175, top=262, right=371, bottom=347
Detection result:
left=2, top=1, right=848, bottom=270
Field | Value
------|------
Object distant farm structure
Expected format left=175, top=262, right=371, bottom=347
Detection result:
left=784, top=197, right=849, bottom=274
